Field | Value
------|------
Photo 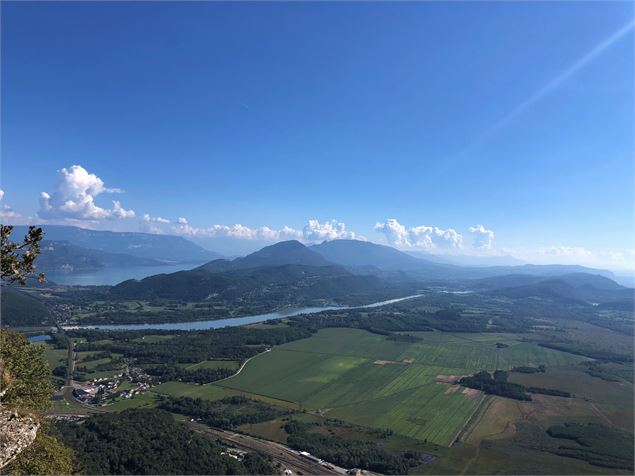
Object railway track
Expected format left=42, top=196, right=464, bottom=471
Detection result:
left=188, top=422, right=348, bottom=476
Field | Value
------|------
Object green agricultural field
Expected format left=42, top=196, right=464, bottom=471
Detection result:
left=106, top=392, right=158, bottom=411
left=36, top=343, right=67, bottom=369
left=509, top=365, right=635, bottom=431
left=203, top=328, right=586, bottom=446
left=150, top=381, right=299, bottom=409
left=151, top=381, right=241, bottom=400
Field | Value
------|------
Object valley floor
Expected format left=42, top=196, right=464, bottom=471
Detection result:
left=50, top=323, right=631, bottom=475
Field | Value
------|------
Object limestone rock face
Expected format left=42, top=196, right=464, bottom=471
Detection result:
left=0, top=407, right=39, bottom=469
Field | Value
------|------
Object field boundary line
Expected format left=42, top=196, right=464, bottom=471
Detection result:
left=213, top=347, right=272, bottom=383
left=458, top=395, right=493, bottom=445
left=450, top=393, right=488, bottom=448
left=210, top=383, right=299, bottom=407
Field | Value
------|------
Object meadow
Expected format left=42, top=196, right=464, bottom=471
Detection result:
left=62, top=315, right=632, bottom=474
left=36, top=343, right=67, bottom=370
left=164, top=328, right=589, bottom=446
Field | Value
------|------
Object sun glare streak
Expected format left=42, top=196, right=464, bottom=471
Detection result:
left=444, top=19, right=635, bottom=166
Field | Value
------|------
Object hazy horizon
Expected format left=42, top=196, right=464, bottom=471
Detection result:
left=2, top=1, right=633, bottom=271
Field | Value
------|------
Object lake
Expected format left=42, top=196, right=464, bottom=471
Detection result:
left=28, top=334, right=52, bottom=342
left=63, top=294, right=422, bottom=332
left=45, top=262, right=206, bottom=286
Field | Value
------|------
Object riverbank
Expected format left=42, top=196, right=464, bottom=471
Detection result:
left=63, top=294, right=423, bottom=332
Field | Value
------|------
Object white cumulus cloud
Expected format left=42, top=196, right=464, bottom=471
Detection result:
left=38, top=165, right=135, bottom=221
left=140, top=213, right=171, bottom=233
left=540, top=246, right=594, bottom=259
left=469, top=224, right=495, bottom=249
left=142, top=213, right=170, bottom=224
left=170, top=218, right=359, bottom=243
left=0, top=190, right=21, bottom=222
left=302, top=219, right=358, bottom=242
left=374, top=218, right=463, bottom=250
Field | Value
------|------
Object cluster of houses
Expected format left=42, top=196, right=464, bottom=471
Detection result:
left=73, top=385, right=100, bottom=403
left=73, top=367, right=155, bottom=405
left=120, top=382, right=151, bottom=399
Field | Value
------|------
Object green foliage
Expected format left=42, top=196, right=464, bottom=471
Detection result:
left=386, top=333, right=423, bottom=343
left=0, top=330, right=73, bottom=474
left=0, top=287, right=53, bottom=327
left=146, top=365, right=234, bottom=384
left=539, top=342, right=634, bottom=363
left=283, top=419, right=421, bottom=474
left=109, top=262, right=405, bottom=305
left=52, top=365, right=67, bottom=378
left=461, top=369, right=572, bottom=400
left=526, top=386, right=571, bottom=398
left=158, top=395, right=290, bottom=429
left=53, top=408, right=273, bottom=474
left=493, top=370, right=508, bottom=382
left=0, top=328, right=53, bottom=413
left=459, top=371, right=531, bottom=401
left=582, top=360, right=634, bottom=383
left=69, top=325, right=313, bottom=364
left=1, top=225, right=45, bottom=284
left=546, top=423, right=634, bottom=470
left=4, top=426, right=74, bottom=475
left=511, top=365, right=546, bottom=374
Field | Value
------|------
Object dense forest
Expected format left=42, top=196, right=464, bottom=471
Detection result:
left=283, top=420, right=421, bottom=475
left=0, top=287, right=52, bottom=327
left=146, top=365, right=234, bottom=384
left=546, top=423, right=634, bottom=470
left=53, top=409, right=275, bottom=475
left=70, top=325, right=313, bottom=364
left=158, top=395, right=290, bottom=429
left=459, top=371, right=532, bottom=401
left=459, top=370, right=573, bottom=400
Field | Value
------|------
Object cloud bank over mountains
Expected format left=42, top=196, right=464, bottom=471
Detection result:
left=374, top=219, right=463, bottom=250
left=3, top=164, right=632, bottom=270
left=171, top=217, right=361, bottom=244
left=469, top=224, right=495, bottom=249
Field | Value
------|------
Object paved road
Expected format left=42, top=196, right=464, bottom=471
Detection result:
left=188, top=422, right=348, bottom=476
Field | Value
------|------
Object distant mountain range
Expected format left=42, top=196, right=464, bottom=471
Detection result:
left=310, top=240, right=425, bottom=271
left=38, top=240, right=165, bottom=273
left=204, top=240, right=331, bottom=272
left=469, top=272, right=632, bottom=306
left=8, top=226, right=631, bottom=296
left=309, top=239, right=615, bottom=281
left=406, top=250, right=525, bottom=267
left=11, top=225, right=221, bottom=275
left=110, top=238, right=631, bottom=309
left=110, top=241, right=408, bottom=304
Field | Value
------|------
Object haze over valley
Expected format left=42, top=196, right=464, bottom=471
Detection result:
left=1, top=1, right=633, bottom=475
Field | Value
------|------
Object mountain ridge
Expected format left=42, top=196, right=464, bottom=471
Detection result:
left=11, top=225, right=221, bottom=263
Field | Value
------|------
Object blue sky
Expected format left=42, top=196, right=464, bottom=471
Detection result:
left=1, top=1, right=633, bottom=268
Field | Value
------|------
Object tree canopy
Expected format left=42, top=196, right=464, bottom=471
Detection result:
left=1, top=225, right=45, bottom=285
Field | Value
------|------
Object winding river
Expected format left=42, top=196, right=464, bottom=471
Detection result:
left=62, top=294, right=422, bottom=332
